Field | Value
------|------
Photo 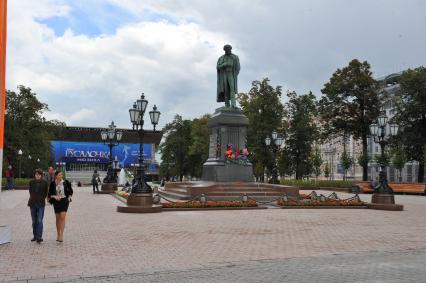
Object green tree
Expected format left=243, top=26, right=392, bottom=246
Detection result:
left=283, top=91, right=318, bottom=179
left=393, top=67, right=426, bottom=182
left=340, top=151, right=353, bottom=180
left=187, top=115, right=210, bottom=179
left=324, top=163, right=330, bottom=179
left=310, top=146, right=323, bottom=180
left=159, top=115, right=192, bottom=181
left=391, top=145, right=407, bottom=182
left=4, top=85, right=65, bottom=177
left=239, top=78, right=285, bottom=182
left=319, top=59, right=381, bottom=181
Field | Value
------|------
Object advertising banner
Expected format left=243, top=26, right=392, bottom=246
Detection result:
left=50, top=141, right=152, bottom=168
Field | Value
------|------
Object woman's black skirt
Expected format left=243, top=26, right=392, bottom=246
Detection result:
left=53, top=198, right=69, bottom=214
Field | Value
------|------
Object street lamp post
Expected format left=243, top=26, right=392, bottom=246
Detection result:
left=18, top=149, right=22, bottom=178
left=100, top=121, right=122, bottom=188
left=117, top=93, right=161, bottom=213
left=265, top=131, right=284, bottom=184
left=369, top=112, right=400, bottom=206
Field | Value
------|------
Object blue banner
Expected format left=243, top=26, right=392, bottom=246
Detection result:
left=50, top=141, right=152, bottom=168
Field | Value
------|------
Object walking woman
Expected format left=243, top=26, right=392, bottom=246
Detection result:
left=48, top=170, right=73, bottom=242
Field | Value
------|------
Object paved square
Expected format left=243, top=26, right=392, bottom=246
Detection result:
left=1, top=187, right=426, bottom=282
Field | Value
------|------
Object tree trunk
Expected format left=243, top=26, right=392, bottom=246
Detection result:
left=418, top=162, right=425, bottom=183
left=362, top=134, right=368, bottom=181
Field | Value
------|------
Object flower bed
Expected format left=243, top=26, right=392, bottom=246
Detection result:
left=277, top=191, right=365, bottom=207
left=277, top=199, right=365, bottom=207
left=116, top=191, right=129, bottom=198
left=162, top=200, right=257, bottom=208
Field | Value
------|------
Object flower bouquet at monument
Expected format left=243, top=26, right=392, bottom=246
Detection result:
left=224, top=144, right=249, bottom=165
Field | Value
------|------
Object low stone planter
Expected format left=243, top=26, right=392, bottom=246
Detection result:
left=163, top=206, right=267, bottom=211
left=280, top=205, right=368, bottom=209
left=0, top=225, right=11, bottom=245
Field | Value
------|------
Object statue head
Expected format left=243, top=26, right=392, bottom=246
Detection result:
left=223, top=44, right=232, bottom=55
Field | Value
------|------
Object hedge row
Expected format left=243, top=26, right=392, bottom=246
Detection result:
left=2, top=178, right=32, bottom=187
left=280, top=179, right=353, bottom=188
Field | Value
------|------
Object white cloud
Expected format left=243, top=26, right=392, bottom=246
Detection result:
left=6, top=0, right=426, bottom=130
left=7, top=1, right=230, bottom=128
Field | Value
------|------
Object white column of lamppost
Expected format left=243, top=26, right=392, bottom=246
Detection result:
left=28, top=155, right=31, bottom=176
left=101, top=121, right=122, bottom=182
left=369, top=112, right=399, bottom=192
left=265, top=131, right=284, bottom=184
left=128, top=93, right=160, bottom=193
left=18, top=149, right=23, bottom=178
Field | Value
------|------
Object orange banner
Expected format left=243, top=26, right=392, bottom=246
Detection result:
left=0, top=0, right=7, bottom=150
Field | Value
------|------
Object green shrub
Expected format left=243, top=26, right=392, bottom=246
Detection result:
left=280, top=179, right=353, bottom=188
left=2, top=178, right=32, bottom=187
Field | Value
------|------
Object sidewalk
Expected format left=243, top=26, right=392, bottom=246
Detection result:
left=1, top=187, right=426, bottom=282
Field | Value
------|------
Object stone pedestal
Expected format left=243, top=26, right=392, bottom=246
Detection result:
left=117, top=193, right=162, bottom=213
left=100, top=183, right=117, bottom=193
left=202, top=107, right=253, bottom=182
left=367, top=193, right=404, bottom=211
left=0, top=225, right=11, bottom=245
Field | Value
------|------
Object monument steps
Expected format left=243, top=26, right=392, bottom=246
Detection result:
left=160, top=182, right=299, bottom=201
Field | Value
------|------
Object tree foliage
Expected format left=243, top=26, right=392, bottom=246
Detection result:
left=158, top=115, right=192, bottom=181
left=390, top=145, right=407, bottom=182
left=4, top=86, right=66, bottom=177
left=310, top=146, right=323, bottom=179
left=392, top=67, right=426, bottom=182
left=319, top=59, right=380, bottom=181
left=282, top=91, right=318, bottom=179
left=187, top=115, right=210, bottom=178
left=340, top=151, right=353, bottom=180
left=159, top=114, right=210, bottom=181
left=239, top=78, right=285, bottom=181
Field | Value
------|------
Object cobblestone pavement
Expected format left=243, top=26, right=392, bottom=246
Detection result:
left=1, top=187, right=426, bottom=282
left=39, top=249, right=426, bottom=283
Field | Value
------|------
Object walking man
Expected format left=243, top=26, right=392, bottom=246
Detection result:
left=28, top=169, right=49, bottom=243
left=92, top=169, right=100, bottom=194
left=5, top=165, right=14, bottom=190
left=44, top=166, right=55, bottom=185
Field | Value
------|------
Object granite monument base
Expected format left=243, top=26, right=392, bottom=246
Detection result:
left=100, top=183, right=117, bottom=193
left=202, top=107, right=254, bottom=182
left=367, top=193, right=404, bottom=211
left=117, top=193, right=162, bottom=213
left=202, top=162, right=253, bottom=182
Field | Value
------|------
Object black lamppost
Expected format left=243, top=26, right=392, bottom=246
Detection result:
left=369, top=113, right=399, bottom=195
left=265, top=131, right=284, bottom=184
left=101, top=121, right=122, bottom=183
left=18, top=149, right=22, bottom=178
left=128, top=94, right=160, bottom=193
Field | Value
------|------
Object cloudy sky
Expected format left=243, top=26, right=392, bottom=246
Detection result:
left=6, top=0, right=426, bottom=128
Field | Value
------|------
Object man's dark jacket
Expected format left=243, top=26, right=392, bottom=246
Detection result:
left=28, top=179, right=49, bottom=207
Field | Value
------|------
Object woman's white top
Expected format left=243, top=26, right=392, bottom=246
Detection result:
left=56, top=180, right=66, bottom=198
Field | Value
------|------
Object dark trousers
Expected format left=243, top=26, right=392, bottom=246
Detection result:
left=6, top=177, right=14, bottom=190
left=93, top=183, right=99, bottom=193
left=30, top=205, right=45, bottom=240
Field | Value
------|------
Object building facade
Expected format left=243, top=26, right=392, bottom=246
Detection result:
left=52, top=126, right=162, bottom=182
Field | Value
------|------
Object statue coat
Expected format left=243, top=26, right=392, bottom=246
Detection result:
left=216, top=53, right=240, bottom=102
